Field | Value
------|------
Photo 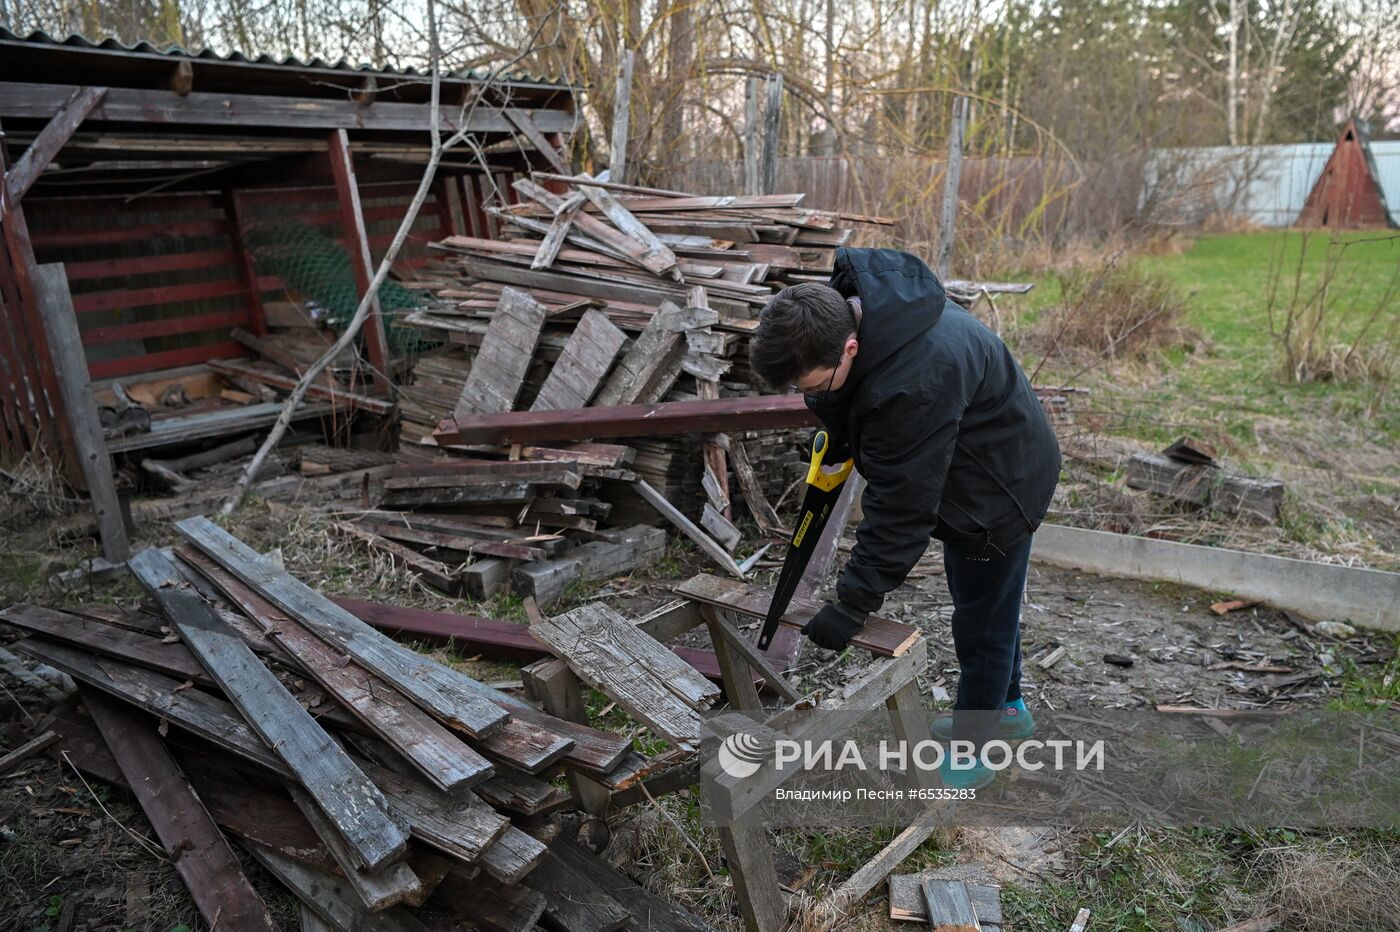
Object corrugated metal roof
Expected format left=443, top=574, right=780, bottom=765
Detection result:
left=0, top=26, right=574, bottom=89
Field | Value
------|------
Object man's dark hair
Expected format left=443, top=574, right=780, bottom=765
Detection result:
left=751, top=283, right=856, bottom=391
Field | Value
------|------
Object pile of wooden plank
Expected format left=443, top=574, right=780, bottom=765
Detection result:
left=389, top=176, right=890, bottom=565
left=339, top=444, right=669, bottom=603
left=3, top=517, right=719, bottom=931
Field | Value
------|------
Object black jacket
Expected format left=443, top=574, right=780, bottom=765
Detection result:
left=806, top=248, right=1061, bottom=614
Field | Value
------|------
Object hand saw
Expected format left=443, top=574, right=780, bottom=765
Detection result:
left=756, top=430, right=854, bottom=650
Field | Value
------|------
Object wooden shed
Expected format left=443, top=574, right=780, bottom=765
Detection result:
left=0, top=28, right=576, bottom=557
left=1295, top=119, right=1397, bottom=229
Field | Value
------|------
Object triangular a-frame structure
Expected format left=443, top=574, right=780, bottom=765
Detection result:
left=1295, top=119, right=1396, bottom=228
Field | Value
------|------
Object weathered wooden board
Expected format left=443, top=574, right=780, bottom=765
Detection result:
left=530, top=603, right=717, bottom=745
left=531, top=309, right=627, bottom=411
left=634, top=480, right=747, bottom=579
left=0, top=604, right=213, bottom=685
left=432, top=869, right=547, bottom=932
left=888, top=871, right=1001, bottom=926
left=377, top=481, right=535, bottom=509
left=175, top=547, right=494, bottom=793
left=128, top=548, right=408, bottom=872
left=552, top=835, right=718, bottom=931
left=921, top=878, right=982, bottom=932
left=675, top=574, right=922, bottom=657
left=246, top=843, right=430, bottom=932
left=453, top=287, right=548, bottom=419
left=591, top=301, right=689, bottom=408
left=728, top=436, right=783, bottom=535
left=523, top=845, right=630, bottom=932
left=478, top=826, right=549, bottom=885
left=1125, top=452, right=1284, bottom=521
left=286, top=783, right=423, bottom=912
left=174, top=516, right=508, bottom=738
left=81, top=692, right=280, bottom=931
left=359, top=759, right=510, bottom=864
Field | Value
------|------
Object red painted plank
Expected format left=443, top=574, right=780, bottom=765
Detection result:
left=235, top=181, right=425, bottom=207
left=87, top=341, right=243, bottom=379
left=82, top=310, right=249, bottom=346
left=435, top=395, right=818, bottom=446
left=25, top=193, right=222, bottom=216
left=72, top=279, right=246, bottom=314
left=336, top=596, right=793, bottom=693
left=31, top=218, right=230, bottom=249
left=334, top=597, right=546, bottom=662
left=63, top=249, right=239, bottom=282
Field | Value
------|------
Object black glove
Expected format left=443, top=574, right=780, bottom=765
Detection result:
left=802, top=601, right=868, bottom=651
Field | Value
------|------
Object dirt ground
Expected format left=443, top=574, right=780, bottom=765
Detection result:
left=0, top=514, right=1395, bottom=930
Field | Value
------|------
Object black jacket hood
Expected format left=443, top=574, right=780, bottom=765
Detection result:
left=804, top=248, right=1062, bottom=615
left=829, top=247, right=945, bottom=390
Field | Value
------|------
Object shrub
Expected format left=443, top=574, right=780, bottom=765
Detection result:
left=1035, top=261, right=1197, bottom=360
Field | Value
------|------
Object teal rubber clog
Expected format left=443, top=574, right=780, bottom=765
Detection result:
left=930, top=698, right=1035, bottom=742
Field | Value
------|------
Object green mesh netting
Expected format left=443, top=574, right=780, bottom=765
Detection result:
left=247, top=220, right=435, bottom=357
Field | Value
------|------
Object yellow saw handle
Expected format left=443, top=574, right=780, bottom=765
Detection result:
left=805, top=430, right=854, bottom=493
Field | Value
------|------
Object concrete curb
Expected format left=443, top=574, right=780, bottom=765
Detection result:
left=1031, top=523, right=1400, bottom=632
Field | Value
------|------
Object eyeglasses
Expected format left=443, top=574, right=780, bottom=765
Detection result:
left=789, top=366, right=838, bottom=399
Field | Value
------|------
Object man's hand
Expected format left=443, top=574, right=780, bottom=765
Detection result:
left=802, top=601, right=868, bottom=651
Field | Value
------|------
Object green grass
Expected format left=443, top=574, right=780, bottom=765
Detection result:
left=1019, top=231, right=1400, bottom=451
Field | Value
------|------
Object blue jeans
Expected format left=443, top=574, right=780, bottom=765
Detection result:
left=945, top=535, right=1032, bottom=750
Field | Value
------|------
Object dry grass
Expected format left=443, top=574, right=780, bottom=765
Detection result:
left=1034, top=261, right=1198, bottom=361
left=1257, top=841, right=1400, bottom=931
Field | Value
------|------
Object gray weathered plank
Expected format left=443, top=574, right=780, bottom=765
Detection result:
left=921, top=878, right=981, bottom=932
left=478, top=826, right=549, bottom=885
left=286, top=783, right=423, bottom=912
left=246, top=844, right=430, bottom=932
left=531, top=309, right=627, bottom=411
left=33, top=264, right=129, bottom=563
left=635, top=481, right=746, bottom=579
left=174, top=516, right=508, bottom=738
left=530, top=603, right=716, bottom=745
left=574, top=173, right=681, bottom=281
left=889, top=870, right=1002, bottom=926
left=591, top=301, right=689, bottom=407
left=532, top=190, right=587, bottom=270
left=523, top=845, right=630, bottom=932
left=454, top=287, right=548, bottom=419
left=127, top=548, right=408, bottom=872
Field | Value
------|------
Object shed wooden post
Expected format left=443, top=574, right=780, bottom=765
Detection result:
left=0, top=122, right=78, bottom=483
left=520, top=657, right=613, bottom=817
left=224, top=190, right=267, bottom=336
left=610, top=50, right=635, bottom=184
left=32, top=263, right=130, bottom=563
left=326, top=129, right=392, bottom=394
left=760, top=74, right=783, bottom=195
left=937, top=94, right=968, bottom=280
left=743, top=78, right=761, bottom=195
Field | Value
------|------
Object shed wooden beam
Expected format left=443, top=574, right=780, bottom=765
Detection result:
left=0, top=83, right=577, bottom=134
left=3, top=86, right=107, bottom=204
